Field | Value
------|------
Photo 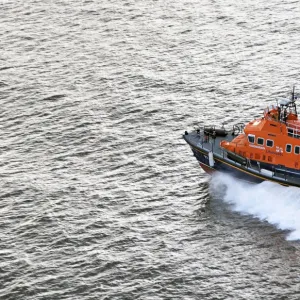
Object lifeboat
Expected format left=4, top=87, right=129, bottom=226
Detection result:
left=183, top=87, right=300, bottom=187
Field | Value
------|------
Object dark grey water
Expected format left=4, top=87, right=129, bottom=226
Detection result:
left=1, top=0, right=300, bottom=299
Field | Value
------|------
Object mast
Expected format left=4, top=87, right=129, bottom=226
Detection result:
left=291, top=85, right=297, bottom=116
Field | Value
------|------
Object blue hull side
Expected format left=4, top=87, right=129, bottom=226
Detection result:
left=190, top=146, right=290, bottom=186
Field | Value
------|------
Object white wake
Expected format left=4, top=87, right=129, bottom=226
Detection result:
left=210, top=173, right=300, bottom=240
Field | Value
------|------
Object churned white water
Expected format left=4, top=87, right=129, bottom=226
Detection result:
left=211, top=173, right=300, bottom=240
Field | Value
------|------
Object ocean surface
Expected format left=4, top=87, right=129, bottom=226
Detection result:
left=1, top=0, right=300, bottom=299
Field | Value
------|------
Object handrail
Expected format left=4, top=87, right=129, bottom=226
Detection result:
left=195, top=123, right=245, bottom=136
left=286, top=125, right=300, bottom=139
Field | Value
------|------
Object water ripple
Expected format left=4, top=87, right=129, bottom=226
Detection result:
left=1, top=0, right=300, bottom=299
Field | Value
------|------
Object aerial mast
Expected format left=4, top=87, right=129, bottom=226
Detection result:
left=292, top=85, right=297, bottom=115
left=292, top=85, right=295, bottom=101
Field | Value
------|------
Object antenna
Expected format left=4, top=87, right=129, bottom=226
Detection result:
left=292, top=85, right=295, bottom=102
left=291, top=85, right=298, bottom=116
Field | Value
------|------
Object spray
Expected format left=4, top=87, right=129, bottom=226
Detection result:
left=210, top=173, right=300, bottom=240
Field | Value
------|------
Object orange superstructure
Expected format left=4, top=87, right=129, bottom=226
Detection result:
left=220, top=96, right=300, bottom=170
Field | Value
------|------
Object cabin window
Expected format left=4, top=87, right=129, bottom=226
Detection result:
left=248, top=135, right=255, bottom=144
left=295, top=146, right=300, bottom=155
left=266, top=139, right=274, bottom=147
left=257, top=137, right=264, bottom=145
left=286, top=144, right=292, bottom=153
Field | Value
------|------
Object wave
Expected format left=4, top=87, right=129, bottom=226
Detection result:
left=210, top=173, right=300, bottom=240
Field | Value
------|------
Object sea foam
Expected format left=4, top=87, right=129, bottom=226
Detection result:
left=210, top=173, right=300, bottom=240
